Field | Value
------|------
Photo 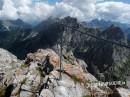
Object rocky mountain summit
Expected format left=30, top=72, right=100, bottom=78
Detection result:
left=0, top=48, right=114, bottom=97
left=0, top=48, right=130, bottom=97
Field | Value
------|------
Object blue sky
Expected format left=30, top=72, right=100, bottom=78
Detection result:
left=33, top=0, right=62, bottom=4
left=117, top=0, right=130, bottom=4
left=47, top=0, right=130, bottom=4
left=33, top=0, right=130, bottom=5
left=48, top=0, right=62, bottom=4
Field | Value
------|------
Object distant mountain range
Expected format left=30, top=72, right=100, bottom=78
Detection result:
left=0, top=19, right=32, bottom=29
left=0, top=17, right=130, bottom=81
left=0, top=19, right=32, bottom=51
left=84, top=19, right=130, bottom=33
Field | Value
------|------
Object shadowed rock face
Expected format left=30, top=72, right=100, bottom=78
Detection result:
left=83, top=25, right=129, bottom=81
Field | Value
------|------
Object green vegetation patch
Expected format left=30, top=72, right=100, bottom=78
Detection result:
left=20, top=64, right=29, bottom=68
left=71, top=75, right=83, bottom=83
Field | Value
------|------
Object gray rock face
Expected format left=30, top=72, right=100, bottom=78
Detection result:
left=0, top=48, right=22, bottom=74
left=0, top=48, right=112, bottom=97
left=0, top=48, right=22, bottom=97
left=39, top=89, right=54, bottom=97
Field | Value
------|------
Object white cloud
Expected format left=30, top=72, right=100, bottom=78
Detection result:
left=13, top=0, right=32, bottom=7
left=51, top=2, right=84, bottom=20
left=63, top=0, right=96, bottom=21
left=0, top=0, right=96, bottom=23
left=18, top=2, right=54, bottom=23
left=0, top=0, right=54, bottom=23
left=96, top=1, right=130, bottom=23
left=0, top=0, right=130, bottom=24
left=0, top=0, right=18, bottom=20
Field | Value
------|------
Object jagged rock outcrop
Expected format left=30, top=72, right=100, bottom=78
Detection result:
left=0, top=48, right=112, bottom=97
left=0, top=48, right=22, bottom=73
left=0, top=48, right=22, bottom=97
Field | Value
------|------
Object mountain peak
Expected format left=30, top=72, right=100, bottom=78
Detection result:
left=86, top=19, right=130, bottom=32
left=109, top=24, right=120, bottom=28
left=102, top=24, right=125, bottom=41
left=1, top=19, right=32, bottom=29
left=62, top=16, right=77, bottom=24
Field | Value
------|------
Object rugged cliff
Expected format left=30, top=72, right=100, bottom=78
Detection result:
left=0, top=16, right=130, bottom=83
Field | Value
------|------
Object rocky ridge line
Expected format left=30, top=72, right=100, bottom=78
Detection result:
left=0, top=48, right=114, bottom=97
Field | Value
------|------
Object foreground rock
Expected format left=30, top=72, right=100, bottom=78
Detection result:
left=0, top=48, right=113, bottom=97
left=116, top=88, right=130, bottom=97
left=0, top=48, right=22, bottom=73
left=0, top=48, right=22, bottom=97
